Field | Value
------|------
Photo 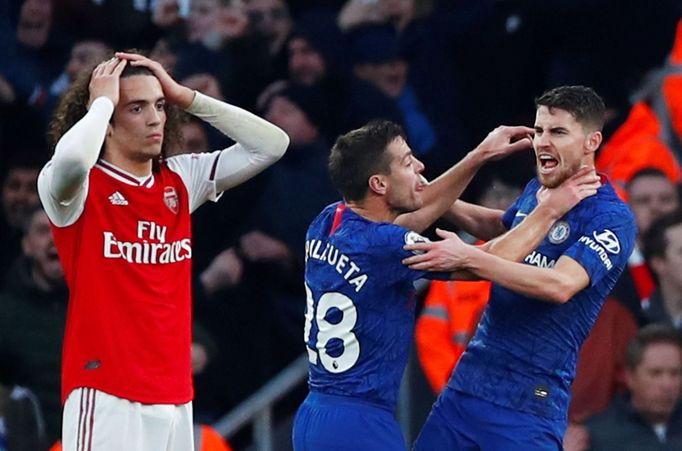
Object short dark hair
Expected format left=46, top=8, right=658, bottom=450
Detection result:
left=328, top=120, right=406, bottom=201
left=535, top=86, right=606, bottom=131
left=625, top=323, right=682, bottom=371
left=643, top=209, right=682, bottom=262
left=627, top=167, right=672, bottom=193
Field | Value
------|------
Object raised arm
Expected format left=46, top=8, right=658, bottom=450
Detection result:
left=116, top=52, right=289, bottom=192
left=38, top=58, right=127, bottom=226
left=402, top=168, right=601, bottom=280
left=395, top=126, right=533, bottom=233
left=465, top=252, right=590, bottom=304
left=185, top=92, right=289, bottom=191
left=48, top=58, right=127, bottom=202
left=443, top=200, right=506, bottom=241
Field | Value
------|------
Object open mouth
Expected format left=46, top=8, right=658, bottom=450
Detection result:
left=538, top=154, right=559, bottom=174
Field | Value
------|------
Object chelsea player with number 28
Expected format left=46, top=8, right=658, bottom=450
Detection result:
left=293, top=119, right=602, bottom=450
left=405, top=86, right=638, bottom=450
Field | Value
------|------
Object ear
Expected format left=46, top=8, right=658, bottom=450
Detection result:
left=368, top=174, right=387, bottom=196
left=585, top=130, right=602, bottom=154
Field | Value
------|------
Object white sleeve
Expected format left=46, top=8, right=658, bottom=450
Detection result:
left=166, top=151, right=223, bottom=213
left=185, top=92, right=290, bottom=193
left=37, top=97, right=114, bottom=227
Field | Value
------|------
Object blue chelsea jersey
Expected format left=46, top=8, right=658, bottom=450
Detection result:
left=449, top=177, right=637, bottom=420
left=303, top=202, right=448, bottom=410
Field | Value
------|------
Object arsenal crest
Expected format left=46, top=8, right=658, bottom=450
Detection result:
left=164, top=186, right=179, bottom=214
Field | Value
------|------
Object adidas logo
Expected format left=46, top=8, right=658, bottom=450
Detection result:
left=108, top=191, right=129, bottom=205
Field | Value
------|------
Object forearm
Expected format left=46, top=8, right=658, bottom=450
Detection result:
left=396, top=151, right=486, bottom=232
left=483, top=204, right=558, bottom=262
left=187, top=92, right=289, bottom=191
left=443, top=200, right=506, bottom=240
left=50, top=97, right=113, bottom=202
left=464, top=250, right=577, bottom=303
left=187, top=92, right=288, bottom=160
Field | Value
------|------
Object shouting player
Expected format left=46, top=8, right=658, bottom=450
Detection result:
left=405, top=86, right=637, bottom=450
left=38, top=53, right=288, bottom=450
left=293, top=119, right=602, bottom=450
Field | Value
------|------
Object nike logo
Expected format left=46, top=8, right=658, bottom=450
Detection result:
left=514, top=212, right=528, bottom=219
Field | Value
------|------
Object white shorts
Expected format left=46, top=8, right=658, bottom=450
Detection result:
left=62, top=388, right=194, bottom=451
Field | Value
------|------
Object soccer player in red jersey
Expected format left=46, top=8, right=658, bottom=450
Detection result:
left=37, top=53, right=289, bottom=451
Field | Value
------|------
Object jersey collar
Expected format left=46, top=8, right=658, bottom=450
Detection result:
left=96, top=159, right=155, bottom=188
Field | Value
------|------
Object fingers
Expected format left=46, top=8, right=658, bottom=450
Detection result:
left=402, top=252, right=430, bottom=266
left=435, top=228, right=456, bottom=239
left=405, top=261, right=437, bottom=271
left=506, top=137, right=533, bottom=153
left=501, top=125, right=535, bottom=137
left=403, top=242, right=433, bottom=253
left=112, top=58, right=127, bottom=77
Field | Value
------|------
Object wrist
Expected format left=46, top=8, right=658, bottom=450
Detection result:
left=466, top=147, right=490, bottom=167
left=536, top=202, right=562, bottom=221
left=178, top=87, right=196, bottom=110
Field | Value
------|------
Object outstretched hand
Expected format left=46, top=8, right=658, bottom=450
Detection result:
left=474, top=126, right=534, bottom=161
left=402, top=228, right=472, bottom=272
left=115, top=52, right=195, bottom=109
left=88, top=57, right=127, bottom=108
left=537, top=166, right=601, bottom=218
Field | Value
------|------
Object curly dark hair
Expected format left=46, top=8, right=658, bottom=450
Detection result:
left=48, top=55, right=183, bottom=159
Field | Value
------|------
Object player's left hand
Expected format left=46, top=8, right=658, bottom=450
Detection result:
left=537, top=166, right=601, bottom=217
left=403, top=228, right=471, bottom=271
left=473, top=126, right=534, bottom=161
left=115, top=51, right=195, bottom=109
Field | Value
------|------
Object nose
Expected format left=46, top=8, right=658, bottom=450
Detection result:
left=535, top=132, right=550, bottom=148
left=414, top=157, right=425, bottom=174
left=147, top=107, right=162, bottom=126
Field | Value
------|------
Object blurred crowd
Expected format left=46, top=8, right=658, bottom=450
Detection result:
left=2, top=0, right=682, bottom=450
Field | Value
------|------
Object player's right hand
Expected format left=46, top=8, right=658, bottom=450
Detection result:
left=88, top=57, right=126, bottom=109
left=537, top=166, right=601, bottom=218
left=473, top=125, right=535, bottom=162
left=403, top=228, right=472, bottom=272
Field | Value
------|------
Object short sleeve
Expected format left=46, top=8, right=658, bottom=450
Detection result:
left=563, top=211, right=636, bottom=287
left=166, top=151, right=224, bottom=213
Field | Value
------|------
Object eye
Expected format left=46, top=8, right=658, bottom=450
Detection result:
left=156, top=100, right=166, bottom=111
left=130, top=105, right=142, bottom=113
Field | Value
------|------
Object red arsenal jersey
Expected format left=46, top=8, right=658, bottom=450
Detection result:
left=52, top=161, right=194, bottom=404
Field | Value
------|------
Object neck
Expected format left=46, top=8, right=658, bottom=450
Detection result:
left=102, top=152, right=153, bottom=177
left=346, top=196, right=399, bottom=224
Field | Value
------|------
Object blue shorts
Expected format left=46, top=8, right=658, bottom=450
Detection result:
left=292, top=392, right=407, bottom=451
left=413, top=388, right=565, bottom=451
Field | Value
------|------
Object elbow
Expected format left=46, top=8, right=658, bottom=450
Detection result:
left=544, top=281, right=579, bottom=304
left=271, top=128, right=290, bottom=160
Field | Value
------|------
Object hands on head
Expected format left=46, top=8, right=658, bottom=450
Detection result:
left=88, top=53, right=196, bottom=110
left=88, top=57, right=127, bottom=108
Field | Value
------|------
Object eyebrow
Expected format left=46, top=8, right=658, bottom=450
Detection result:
left=122, top=96, right=165, bottom=107
left=534, top=125, right=569, bottom=133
